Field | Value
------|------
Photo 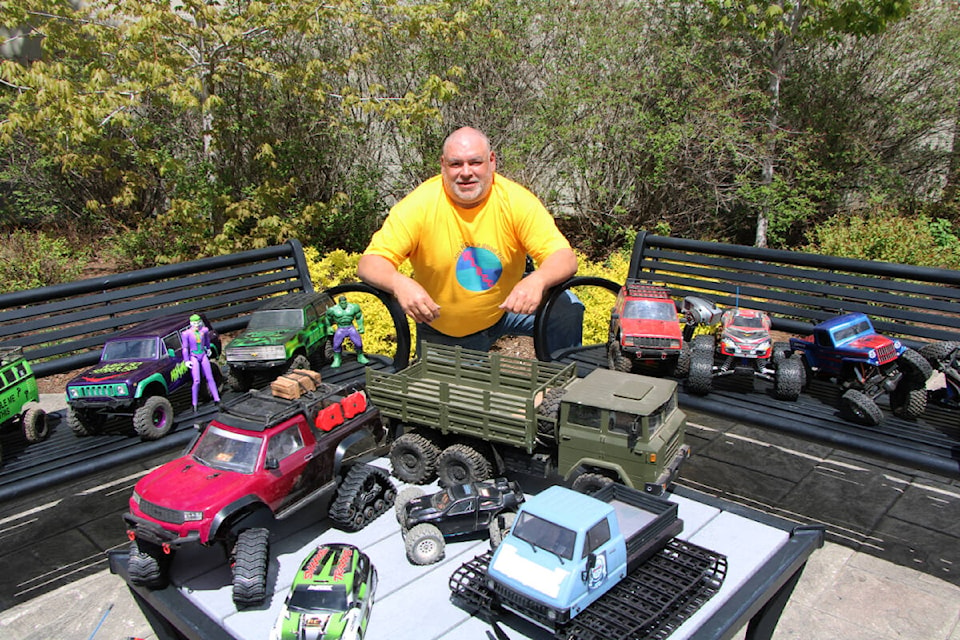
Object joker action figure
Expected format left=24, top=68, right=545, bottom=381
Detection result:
left=181, top=314, right=221, bottom=411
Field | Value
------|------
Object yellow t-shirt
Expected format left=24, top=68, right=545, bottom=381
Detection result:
left=364, top=174, right=571, bottom=336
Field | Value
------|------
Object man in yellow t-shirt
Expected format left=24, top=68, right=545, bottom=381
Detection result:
left=358, top=126, right=583, bottom=354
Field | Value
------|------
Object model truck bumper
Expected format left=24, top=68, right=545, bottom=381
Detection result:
left=492, top=581, right=571, bottom=631
left=645, top=444, right=690, bottom=495
left=123, top=512, right=203, bottom=549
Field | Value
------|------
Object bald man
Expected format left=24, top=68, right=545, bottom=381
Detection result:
left=358, top=127, right=583, bottom=355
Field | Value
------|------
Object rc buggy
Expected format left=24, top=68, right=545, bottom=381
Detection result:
left=270, top=543, right=377, bottom=640
left=394, top=478, right=525, bottom=565
left=918, top=340, right=960, bottom=409
left=65, top=312, right=222, bottom=440
left=788, top=312, right=932, bottom=425
left=123, top=383, right=394, bottom=607
left=685, top=306, right=804, bottom=400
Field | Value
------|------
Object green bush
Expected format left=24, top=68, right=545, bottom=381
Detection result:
left=806, top=208, right=960, bottom=269
left=0, top=230, right=87, bottom=293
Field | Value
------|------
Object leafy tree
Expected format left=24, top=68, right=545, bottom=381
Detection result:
left=704, top=0, right=913, bottom=247
left=1, top=0, right=473, bottom=259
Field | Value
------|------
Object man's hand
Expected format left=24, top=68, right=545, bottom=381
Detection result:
left=499, top=272, right=545, bottom=315
left=393, top=275, right=442, bottom=324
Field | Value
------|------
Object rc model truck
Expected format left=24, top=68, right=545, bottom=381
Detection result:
left=366, top=342, right=689, bottom=496
left=449, top=484, right=727, bottom=639
left=0, top=346, right=49, bottom=464
left=607, top=283, right=720, bottom=377
left=123, top=382, right=395, bottom=607
left=788, top=312, right=932, bottom=425
left=919, top=340, right=960, bottom=410
left=225, top=291, right=335, bottom=391
left=395, top=478, right=525, bottom=565
left=686, top=306, right=804, bottom=400
left=270, top=542, right=377, bottom=640
left=65, top=313, right=222, bottom=440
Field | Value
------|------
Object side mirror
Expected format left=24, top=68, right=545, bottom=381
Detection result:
left=265, top=457, right=279, bottom=470
left=168, top=348, right=177, bottom=358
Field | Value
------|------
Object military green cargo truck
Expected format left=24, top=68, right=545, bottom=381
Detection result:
left=365, top=342, right=689, bottom=495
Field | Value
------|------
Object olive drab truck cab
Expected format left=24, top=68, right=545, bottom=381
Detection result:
left=365, top=342, right=689, bottom=495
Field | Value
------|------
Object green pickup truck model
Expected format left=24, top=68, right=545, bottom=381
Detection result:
left=224, top=292, right=334, bottom=391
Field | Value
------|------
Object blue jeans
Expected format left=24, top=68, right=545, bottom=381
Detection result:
left=416, top=291, right=584, bottom=356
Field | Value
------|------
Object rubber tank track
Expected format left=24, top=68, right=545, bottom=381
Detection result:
left=450, top=539, right=727, bottom=640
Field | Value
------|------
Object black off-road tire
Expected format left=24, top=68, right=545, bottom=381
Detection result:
left=226, top=366, right=251, bottom=392
left=536, top=388, right=566, bottom=439
left=134, top=396, right=175, bottom=441
left=389, top=431, right=441, bottom=484
left=66, top=406, right=105, bottom=437
left=404, top=523, right=445, bottom=565
left=890, top=382, right=928, bottom=420
left=918, top=341, right=960, bottom=367
left=437, top=444, right=493, bottom=487
left=686, top=351, right=714, bottom=396
left=673, top=345, right=692, bottom=378
left=287, top=354, right=311, bottom=374
left=128, top=540, right=169, bottom=590
left=232, top=527, right=270, bottom=607
left=394, top=486, right=425, bottom=527
left=897, top=348, right=933, bottom=385
left=488, top=511, right=517, bottom=550
left=572, top=472, right=614, bottom=495
left=607, top=340, right=633, bottom=373
left=692, top=334, right=715, bottom=352
left=21, top=406, right=49, bottom=443
left=774, top=358, right=803, bottom=401
left=329, top=464, right=396, bottom=531
left=771, top=342, right=792, bottom=367
left=840, top=389, right=883, bottom=426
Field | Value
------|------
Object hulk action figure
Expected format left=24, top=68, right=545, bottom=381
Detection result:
left=326, top=295, right=370, bottom=368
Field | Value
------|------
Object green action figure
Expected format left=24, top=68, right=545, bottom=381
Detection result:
left=326, top=295, right=370, bottom=368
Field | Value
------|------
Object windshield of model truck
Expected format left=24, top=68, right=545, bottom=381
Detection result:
left=512, top=512, right=577, bottom=561
left=623, top=299, right=677, bottom=322
left=831, top=319, right=872, bottom=344
left=246, top=309, right=305, bottom=330
left=192, top=426, right=262, bottom=474
left=287, top=584, right=348, bottom=612
left=102, top=338, right=158, bottom=361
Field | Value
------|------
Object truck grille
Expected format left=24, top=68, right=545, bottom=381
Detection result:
left=875, top=343, right=898, bottom=364
left=226, top=347, right=260, bottom=359
left=630, top=337, right=677, bottom=349
left=663, top=431, right=682, bottom=466
left=139, top=500, right=186, bottom=525
left=71, top=384, right=124, bottom=398
left=493, top=583, right=550, bottom=619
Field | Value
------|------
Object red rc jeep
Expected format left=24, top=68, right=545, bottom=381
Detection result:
left=123, top=382, right=395, bottom=608
left=607, top=283, right=718, bottom=377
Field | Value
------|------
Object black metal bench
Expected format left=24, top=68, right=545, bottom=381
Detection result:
left=535, top=232, right=960, bottom=478
left=0, top=241, right=410, bottom=501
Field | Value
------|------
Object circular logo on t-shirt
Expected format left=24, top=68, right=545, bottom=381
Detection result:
left=456, top=247, right=502, bottom=292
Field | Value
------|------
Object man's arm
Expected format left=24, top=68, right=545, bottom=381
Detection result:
left=499, top=248, right=577, bottom=315
left=357, top=254, right=441, bottom=324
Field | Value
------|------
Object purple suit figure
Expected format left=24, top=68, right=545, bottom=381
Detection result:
left=181, top=314, right=221, bottom=411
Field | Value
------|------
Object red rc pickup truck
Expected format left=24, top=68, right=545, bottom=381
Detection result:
left=123, top=382, right=395, bottom=608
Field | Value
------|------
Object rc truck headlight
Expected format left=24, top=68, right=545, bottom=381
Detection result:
left=758, top=340, right=771, bottom=352
left=669, top=339, right=680, bottom=349
left=868, top=349, right=877, bottom=360
left=69, top=387, right=79, bottom=399
left=115, top=384, right=129, bottom=396
left=183, top=510, right=204, bottom=521
left=132, top=491, right=141, bottom=506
